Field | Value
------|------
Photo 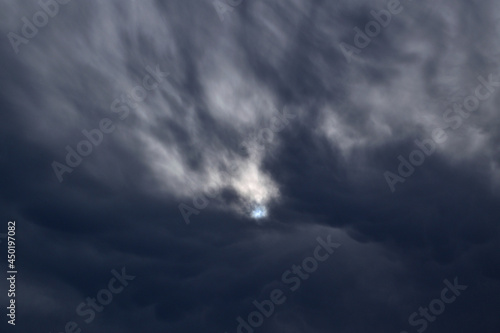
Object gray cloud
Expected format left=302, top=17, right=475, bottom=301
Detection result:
left=1, top=0, right=500, bottom=332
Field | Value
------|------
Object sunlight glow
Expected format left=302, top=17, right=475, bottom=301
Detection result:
left=251, top=205, right=267, bottom=219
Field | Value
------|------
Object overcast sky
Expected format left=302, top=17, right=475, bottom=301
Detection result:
left=1, top=0, right=500, bottom=332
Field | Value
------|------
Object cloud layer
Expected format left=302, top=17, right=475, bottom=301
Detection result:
left=1, top=0, right=500, bottom=332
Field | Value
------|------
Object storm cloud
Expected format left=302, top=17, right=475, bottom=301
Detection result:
left=1, top=0, right=499, bottom=332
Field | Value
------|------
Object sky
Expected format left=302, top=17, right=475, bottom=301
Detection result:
left=1, top=0, right=500, bottom=332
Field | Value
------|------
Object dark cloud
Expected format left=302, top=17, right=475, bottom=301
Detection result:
left=1, top=0, right=500, bottom=332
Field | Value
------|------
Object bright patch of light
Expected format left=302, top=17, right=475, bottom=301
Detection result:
left=251, top=205, right=267, bottom=219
